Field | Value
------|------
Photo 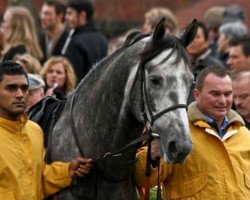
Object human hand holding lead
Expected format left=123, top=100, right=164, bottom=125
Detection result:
left=150, top=139, right=161, bottom=161
left=68, top=157, right=93, bottom=178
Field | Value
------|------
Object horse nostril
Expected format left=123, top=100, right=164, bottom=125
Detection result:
left=169, top=141, right=178, bottom=154
left=167, top=140, right=192, bottom=163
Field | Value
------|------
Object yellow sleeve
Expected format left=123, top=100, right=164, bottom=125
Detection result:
left=42, top=161, right=72, bottom=197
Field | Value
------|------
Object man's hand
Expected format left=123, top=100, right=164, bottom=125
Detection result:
left=68, top=157, right=93, bottom=178
left=151, top=139, right=161, bottom=161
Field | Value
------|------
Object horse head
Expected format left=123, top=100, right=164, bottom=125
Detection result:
left=130, top=18, right=198, bottom=164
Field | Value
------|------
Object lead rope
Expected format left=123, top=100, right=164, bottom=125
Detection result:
left=69, top=94, right=85, bottom=157
left=144, top=143, right=162, bottom=200
left=142, top=125, right=162, bottom=200
left=156, top=157, right=161, bottom=200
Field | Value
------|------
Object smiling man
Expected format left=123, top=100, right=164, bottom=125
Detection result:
left=134, top=65, right=250, bottom=200
left=0, top=61, right=93, bottom=199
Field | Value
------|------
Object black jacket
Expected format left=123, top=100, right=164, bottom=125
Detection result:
left=64, top=21, right=108, bottom=83
left=39, top=28, right=69, bottom=64
left=2, top=45, right=26, bottom=61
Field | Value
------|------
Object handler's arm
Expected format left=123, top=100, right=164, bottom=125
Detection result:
left=41, top=154, right=93, bottom=197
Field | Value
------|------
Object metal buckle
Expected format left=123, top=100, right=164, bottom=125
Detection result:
left=151, top=133, right=160, bottom=138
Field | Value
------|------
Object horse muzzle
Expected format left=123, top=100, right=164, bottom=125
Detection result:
left=162, top=137, right=193, bottom=164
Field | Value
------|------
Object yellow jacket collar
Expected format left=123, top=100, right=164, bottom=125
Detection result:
left=188, top=101, right=245, bottom=126
left=0, top=114, right=28, bottom=134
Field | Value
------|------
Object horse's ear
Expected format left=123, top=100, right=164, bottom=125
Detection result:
left=179, top=19, right=198, bottom=47
left=153, top=17, right=166, bottom=44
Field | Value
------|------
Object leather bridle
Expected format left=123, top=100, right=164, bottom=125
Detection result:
left=129, top=51, right=187, bottom=132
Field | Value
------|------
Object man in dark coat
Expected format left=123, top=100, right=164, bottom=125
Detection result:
left=64, top=0, right=108, bottom=83
left=39, top=0, right=69, bottom=64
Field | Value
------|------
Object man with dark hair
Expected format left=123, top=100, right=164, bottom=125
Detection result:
left=64, top=0, right=108, bottom=83
left=0, top=61, right=93, bottom=199
left=186, top=21, right=223, bottom=105
left=134, top=65, right=250, bottom=199
left=227, top=35, right=250, bottom=74
left=217, top=21, right=248, bottom=67
left=39, top=0, right=69, bottom=63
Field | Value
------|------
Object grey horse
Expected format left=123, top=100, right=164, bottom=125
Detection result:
left=47, top=19, right=198, bottom=199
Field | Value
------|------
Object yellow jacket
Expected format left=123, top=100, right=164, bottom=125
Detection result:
left=0, top=114, right=72, bottom=200
left=134, top=102, right=250, bottom=199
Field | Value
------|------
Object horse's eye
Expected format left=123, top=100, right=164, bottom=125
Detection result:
left=150, top=77, right=162, bottom=86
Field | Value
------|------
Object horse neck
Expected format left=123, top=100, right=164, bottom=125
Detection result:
left=73, top=49, right=143, bottom=151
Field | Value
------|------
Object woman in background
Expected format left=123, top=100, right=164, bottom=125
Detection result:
left=1, top=6, right=43, bottom=61
left=40, top=56, right=76, bottom=99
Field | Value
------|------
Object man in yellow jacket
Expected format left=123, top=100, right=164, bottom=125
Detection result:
left=134, top=65, right=250, bottom=199
left=0, top=61, right=93, bottom=199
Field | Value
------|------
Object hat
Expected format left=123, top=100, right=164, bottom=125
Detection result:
left=223, top=4, right=245, bottom=24
left=28, top=74, right=45, bottom=90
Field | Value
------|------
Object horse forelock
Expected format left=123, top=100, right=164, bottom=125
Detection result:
left=141, top=34, right=191, bottom=70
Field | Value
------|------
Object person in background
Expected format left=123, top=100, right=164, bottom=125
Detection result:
left=39, top=0, right=69, bottom=64
left=0, top=60, right=93, bottom=199
left=187, top=21, right=223, bottom=78
left=216, top=21, right=248, bottom=68
left=223, top=4, right=246, bottom=24
left=14, top=53, right=42, bottom=74
left=64, top=0, right=108, bottom=83
left=134, top=65, right=250, bottom=200
left=232, top=71, right=250, bottom=129
left=25, top=73, right=45, bottom=113
left=40, top=56, right=76, bottom=99
left=227, top=35, right=250, bottom=74
left=1, top=6, right=43, bottom=61
left=203, top=6, right=225, bottom=57
left=186, top=21, right=223, bottom=105
left=143, top=7, right=178, bottom=34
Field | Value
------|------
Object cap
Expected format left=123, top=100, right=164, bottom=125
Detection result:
left=28, top=73, right=45, bottom=90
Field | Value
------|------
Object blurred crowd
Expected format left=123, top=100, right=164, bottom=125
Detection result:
left=1, top=1, right=250, bottom=199
left=0, top=1, right=249, bottom=123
